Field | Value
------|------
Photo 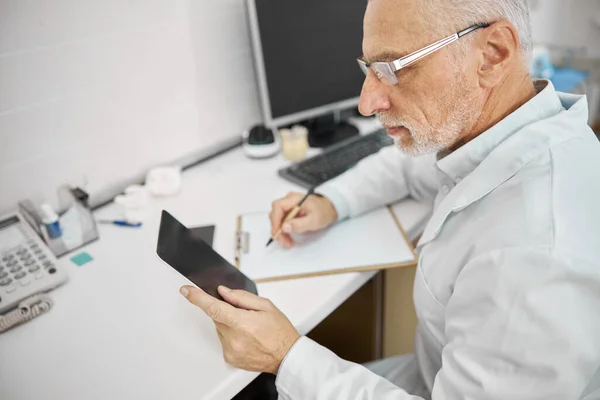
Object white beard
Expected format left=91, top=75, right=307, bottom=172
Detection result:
left=377, top=75, right=480, bottom=157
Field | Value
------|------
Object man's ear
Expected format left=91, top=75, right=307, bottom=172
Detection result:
left=477, top=21, right=520, bottom=88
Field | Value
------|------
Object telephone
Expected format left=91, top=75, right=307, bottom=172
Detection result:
left=0, top=212, right=68, bottom=318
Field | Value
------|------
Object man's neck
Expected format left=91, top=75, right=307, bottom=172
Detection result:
left=450, top=70, right=537, bottom=152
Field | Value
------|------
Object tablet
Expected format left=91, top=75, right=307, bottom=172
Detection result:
left=156, top=210, right=257, bottom=300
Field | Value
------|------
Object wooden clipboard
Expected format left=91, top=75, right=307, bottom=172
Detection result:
left=234, top=205, right=417, bottom=283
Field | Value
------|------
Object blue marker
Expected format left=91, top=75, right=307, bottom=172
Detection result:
left=97, top=220, right=142, bottom=228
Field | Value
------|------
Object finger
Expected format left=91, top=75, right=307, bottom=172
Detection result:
left=180, top=285, right=238, bottom=326
left=283, top=214, right=318, bottom=234
left=218, top=286, right=272, bottom=311
left=270, top=193, right=303, bottom=235
left=276, top=232, right=292, bottom=243
left=277, top=233, right=295, bottom=248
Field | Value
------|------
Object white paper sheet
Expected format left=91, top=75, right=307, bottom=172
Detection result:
left=238, top=207, right=415, bottom=281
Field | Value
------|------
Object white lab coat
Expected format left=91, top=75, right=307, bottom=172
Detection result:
left=275, top=81, right=600, bottom=399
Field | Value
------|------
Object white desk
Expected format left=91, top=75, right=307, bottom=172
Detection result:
left=0, top=147, right=431, bottom=400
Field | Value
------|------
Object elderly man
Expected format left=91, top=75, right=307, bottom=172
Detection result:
left=180, top=0, right=600, bottom=398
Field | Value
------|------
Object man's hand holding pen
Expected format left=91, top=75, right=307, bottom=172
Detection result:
left=268, top=191, right=339, bottom=248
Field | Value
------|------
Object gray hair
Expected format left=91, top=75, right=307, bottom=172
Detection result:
left=419, top=0, right=532, bottom=57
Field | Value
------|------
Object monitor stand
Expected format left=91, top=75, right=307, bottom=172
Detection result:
left=305, top=114, right=360, bottom=148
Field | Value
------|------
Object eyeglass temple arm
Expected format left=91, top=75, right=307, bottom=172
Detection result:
left=392, top=34, right=459, bottom=70
left=458, top=22, right=490, bottom=37
left=391, top=22, right=491, bottom=70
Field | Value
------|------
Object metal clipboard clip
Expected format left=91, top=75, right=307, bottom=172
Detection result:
left=234, top=229, right=250, bottom=268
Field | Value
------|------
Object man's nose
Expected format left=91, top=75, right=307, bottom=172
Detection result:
left=358, top=73, right=391, bottom=116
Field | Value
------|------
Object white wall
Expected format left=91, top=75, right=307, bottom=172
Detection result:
left=0, top=0, right=261, bottom=215
left=530, top=0, right=600, bottom=57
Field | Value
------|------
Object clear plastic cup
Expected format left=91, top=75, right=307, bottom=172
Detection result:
left=280, top=125, right=309, bottom=162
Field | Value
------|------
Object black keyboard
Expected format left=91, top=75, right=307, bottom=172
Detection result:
left=278, top=129, right=393, bottom=188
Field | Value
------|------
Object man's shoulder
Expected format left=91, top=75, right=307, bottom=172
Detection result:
left=504, top=127, right=600, bottom=262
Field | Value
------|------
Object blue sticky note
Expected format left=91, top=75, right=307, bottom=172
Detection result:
left=71, top=252, right=93, bottom=266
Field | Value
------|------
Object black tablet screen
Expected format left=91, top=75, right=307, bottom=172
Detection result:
left=156, top=210, right=257, bottom=300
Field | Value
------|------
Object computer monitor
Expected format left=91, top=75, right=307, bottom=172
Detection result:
left=247, top=0, right=367, bottom=147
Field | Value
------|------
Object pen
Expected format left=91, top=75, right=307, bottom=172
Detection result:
left=97, top=219, right=143, bottom=228
left=266, top=187, right=315, bottom=247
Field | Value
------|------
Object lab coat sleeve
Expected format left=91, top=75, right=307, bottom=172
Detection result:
left=317, top=146, right=438, bottom=220
left=275, top=247, right=600, bottom=399
left=276, top=336, right=424, bottom=400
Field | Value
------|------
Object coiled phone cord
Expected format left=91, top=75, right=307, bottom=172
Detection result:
left=0, top=294, right=53, bottom=333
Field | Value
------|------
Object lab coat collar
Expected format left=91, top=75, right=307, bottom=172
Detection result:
left=435, top=80, right=562, bottom=183
left=417, top=80, right=589, bottom=249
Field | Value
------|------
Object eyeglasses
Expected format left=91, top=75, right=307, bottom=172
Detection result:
left=357, top=22, right=490, bottom=86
